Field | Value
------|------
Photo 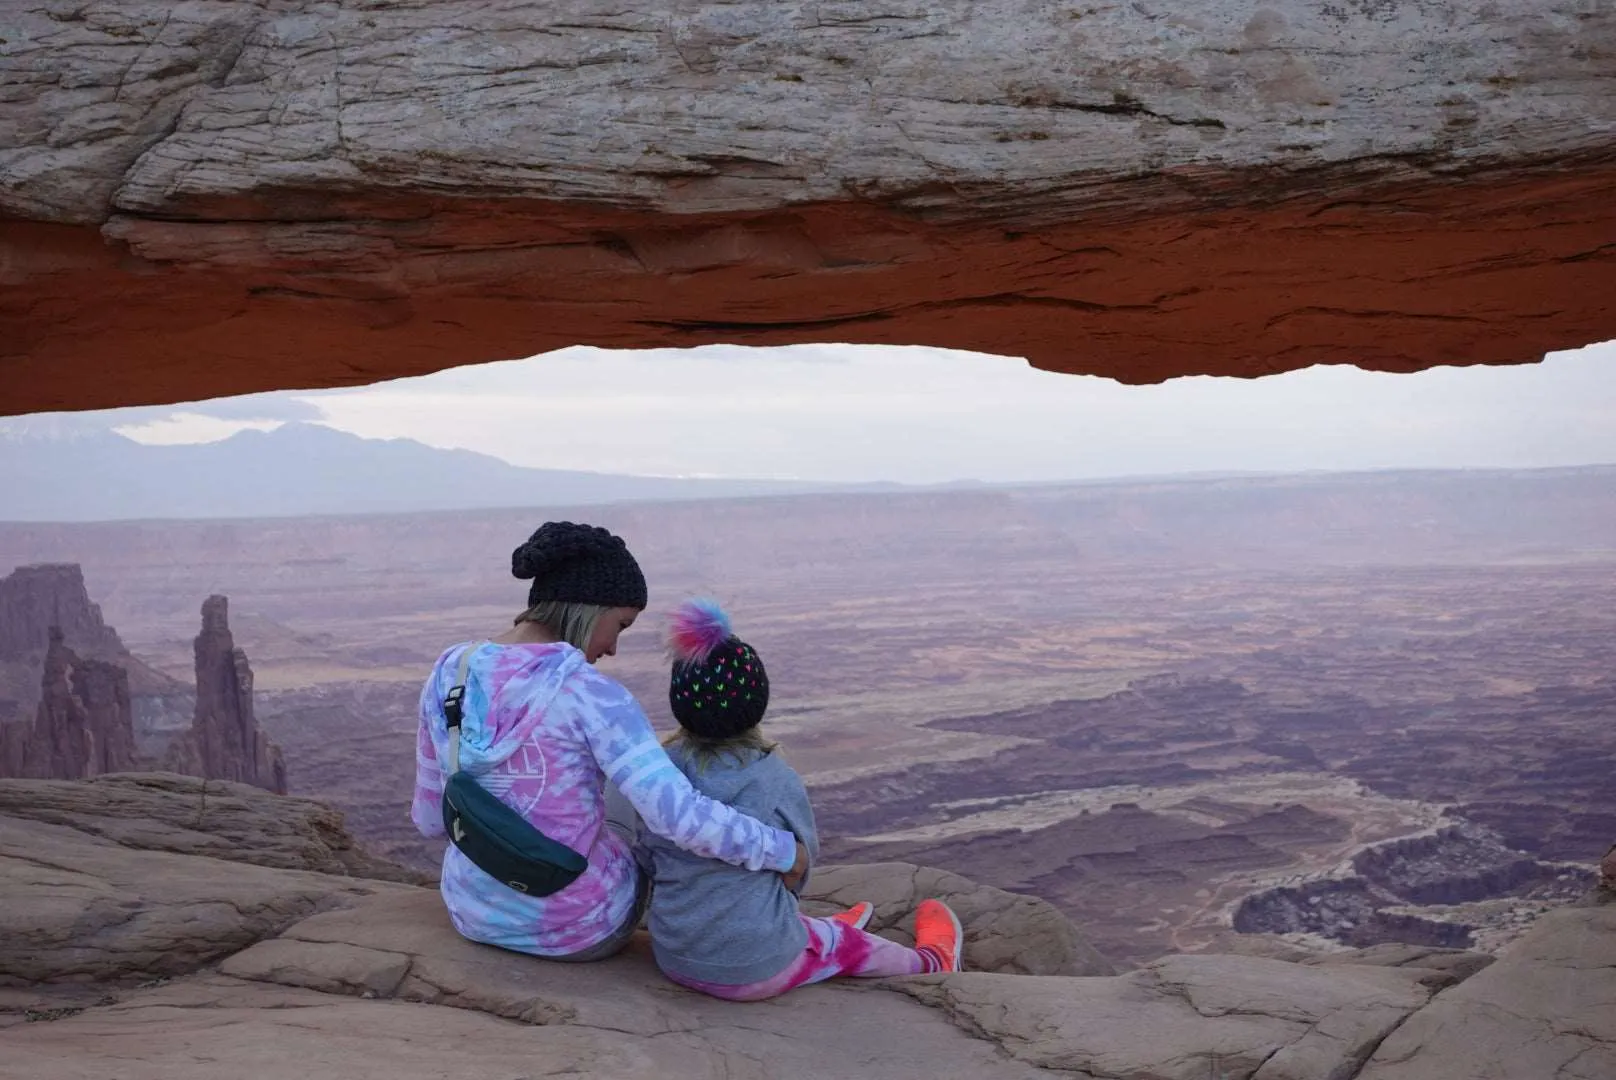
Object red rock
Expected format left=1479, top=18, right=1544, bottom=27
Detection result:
left=2, top=2, right=1614, bottom=414
left=165, top=596, right=287, bottom=794
left=4, top=172, right=1614, bottom=417
left=67, top=651, right=139, bottom=777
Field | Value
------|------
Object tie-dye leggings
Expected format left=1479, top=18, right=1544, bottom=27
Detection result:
left=662, top=914, right=945, bottom=1001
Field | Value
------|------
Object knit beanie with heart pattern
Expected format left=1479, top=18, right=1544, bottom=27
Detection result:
left=666, top=598, right=769, bottom=739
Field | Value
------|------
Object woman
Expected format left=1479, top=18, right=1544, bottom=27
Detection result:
left=411, top=520, right=807, bottom=961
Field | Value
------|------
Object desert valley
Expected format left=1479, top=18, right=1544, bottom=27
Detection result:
left=3, top=465, right=1611, bottom=970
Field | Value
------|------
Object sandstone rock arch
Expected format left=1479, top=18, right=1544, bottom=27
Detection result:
left=2, top=0, right=1613, bottom=415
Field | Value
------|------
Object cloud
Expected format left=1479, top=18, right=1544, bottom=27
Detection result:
left=23, top=338, right=1616, bottom=483
left=8, top=391, right=330, bottom=440
left=300, top=339, right=1616, bottom=483
left=180, top=393, right=328, bottom=422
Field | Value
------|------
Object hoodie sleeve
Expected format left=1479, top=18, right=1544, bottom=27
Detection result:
left=728, top=756, right=819, bottom=896
left=410, top=654, right=449, bottom=838
left=575, top=675, right=797, bottom=873
left=771, top=763, right=818, bottom=895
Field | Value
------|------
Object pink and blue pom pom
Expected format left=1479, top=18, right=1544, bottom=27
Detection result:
left=667, top=597, right=733, bottom=664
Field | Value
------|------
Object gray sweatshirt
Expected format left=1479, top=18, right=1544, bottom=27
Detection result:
left=638, top=741, right=819, bottom=986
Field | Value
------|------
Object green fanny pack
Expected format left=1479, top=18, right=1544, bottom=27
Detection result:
left=439, top=646, right=589, bottom=896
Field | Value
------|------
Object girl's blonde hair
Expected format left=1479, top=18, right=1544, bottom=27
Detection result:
left=662, top=727, right=777, bottom=772
left=516, top=599, right=611, bottom=651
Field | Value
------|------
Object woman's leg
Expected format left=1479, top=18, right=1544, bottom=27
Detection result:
left=666, top=916, right=943, bottom=1001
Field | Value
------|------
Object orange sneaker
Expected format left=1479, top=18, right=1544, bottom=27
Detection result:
left=831, top=901, right=874, bottom=931
left=913, top=899, right=964, bottom=973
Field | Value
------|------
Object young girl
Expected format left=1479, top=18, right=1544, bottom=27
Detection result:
left=638, top=598, right=965, bottom=1001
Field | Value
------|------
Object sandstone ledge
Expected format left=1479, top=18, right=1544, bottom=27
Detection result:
left=0, top=773, right=426, bottom=882
left=0, top=810, right=409, bottom=983
left=3, top=775, right=1612, bottom=1079
left=1357, top=904, right=1616, bottom=1080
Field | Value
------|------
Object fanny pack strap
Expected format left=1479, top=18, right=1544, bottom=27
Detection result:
left=443, top=645, right=475, bottom=773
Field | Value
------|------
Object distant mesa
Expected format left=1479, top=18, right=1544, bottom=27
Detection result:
left=0, top=564, right=286, bottom=793
left=0, top=421, right=905, bottom=522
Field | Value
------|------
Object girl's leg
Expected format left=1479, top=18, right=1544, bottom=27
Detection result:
left=667, top=915, right=944, bottom=1001
left=808, top=915, right=941, bottom=979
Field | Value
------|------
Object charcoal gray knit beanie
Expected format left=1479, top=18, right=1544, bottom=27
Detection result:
left=512, top=522, right=647, bottom=610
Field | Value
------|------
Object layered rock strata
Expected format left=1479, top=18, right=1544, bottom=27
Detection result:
left=1233, top=823, right=1596, bottom=948
left=0, top=773, right=426, bottom=884
left=3, top=1, right=1614, bottom=413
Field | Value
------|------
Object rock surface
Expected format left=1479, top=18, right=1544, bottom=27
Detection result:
left=3, top=1, right=1614, bottom=413
left=163, top=596, right=287, bottom=794
left=0, top=773, right=426, bottom=882
left=2, top=969, right=1054, bottom=1080
left=902, top=954, right=1434, bottom=1079
left=0, top=773, right=423, bottom=984
left=1204, top=935, right=1499, bottom=992
left=800, top=860, right=1114, bottom=976
left=0, top=808, right=408, bottom=984
left=1300, top=942, right=1496, bottom=992
left=1356, top=904, right=1616, bottom=1080
left=3, top=774, right=1609, bottom=1080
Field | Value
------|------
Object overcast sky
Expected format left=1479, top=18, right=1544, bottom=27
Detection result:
left=33, top=338, right=1616, bottom=484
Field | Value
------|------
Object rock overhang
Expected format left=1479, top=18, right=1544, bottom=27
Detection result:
left=1, top=0, right=1613, bottom=415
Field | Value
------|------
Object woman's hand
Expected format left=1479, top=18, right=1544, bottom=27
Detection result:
left=781, top=840, right=810, bottom=891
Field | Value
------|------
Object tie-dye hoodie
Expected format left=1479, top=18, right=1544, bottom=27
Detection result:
left=412, top=640, right=797, bottom=957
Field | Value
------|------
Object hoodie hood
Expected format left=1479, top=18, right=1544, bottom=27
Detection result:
left=662, top=739, right=777, bottom=803
left=430, top=640, right=589, bottom=773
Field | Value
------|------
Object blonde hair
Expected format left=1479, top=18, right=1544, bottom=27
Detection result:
left=516, top=600, right=611, bottom=651
left=662, top=727, right=777, bottom=772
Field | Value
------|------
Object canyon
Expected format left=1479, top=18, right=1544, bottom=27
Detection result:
left=1, top=465, right=1609, bottom=967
